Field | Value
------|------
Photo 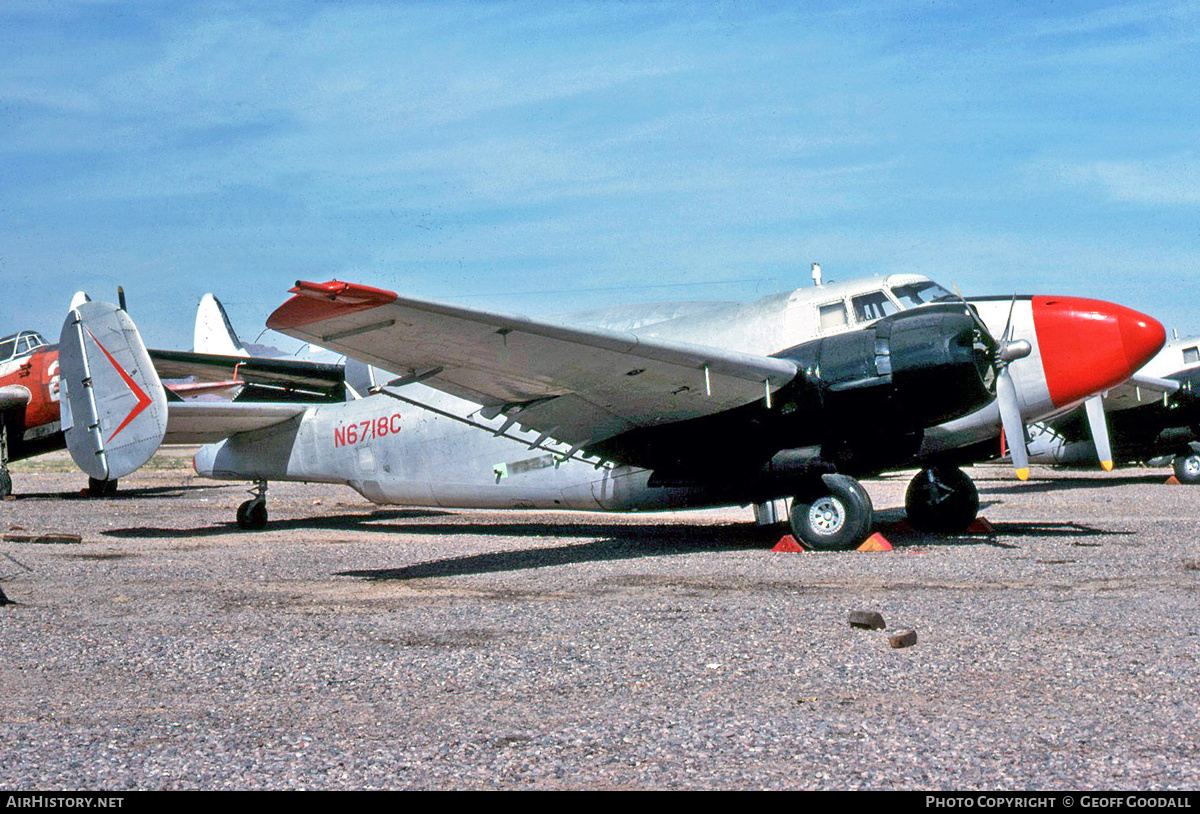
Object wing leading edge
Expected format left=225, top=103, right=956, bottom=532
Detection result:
left=266, top=280, right=798, bottom=447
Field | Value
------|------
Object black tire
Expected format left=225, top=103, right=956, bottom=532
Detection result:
left=87, top=477, right=118, bottom=498
left=1173, top=453, right=1200, bottom=485
left=237, top=500, right=268, bottom=530
left=0, top=467, right=11, bottom=499
left=905, top=467, right=979, bottom=533
left=789, top=474, right=874, bottom=551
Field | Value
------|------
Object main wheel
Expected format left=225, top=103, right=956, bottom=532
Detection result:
left=789, top=474, right=874, bottom=551
left=87, top=477, right=118, bottom=497
left=236, top=499, right=268, bottom=530
left=0, top=466, right=11, bottom=499
left=1173, top=453, right=1200, bottom=485
left=905, top=467, right=979, bottom=533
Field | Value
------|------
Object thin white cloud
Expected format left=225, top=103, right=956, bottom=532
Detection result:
left=1046, top=155, right=1200, bottom=205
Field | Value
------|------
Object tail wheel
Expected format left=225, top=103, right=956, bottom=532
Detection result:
left=1173, top=453, right=1200, bottom=485
left=905, top=467, right=979, bottom=533
left=789, top=474, right=874, bottom=551
left=236, top=500, right=268, bottom=530
left=87, top=477, right=118, bottom=498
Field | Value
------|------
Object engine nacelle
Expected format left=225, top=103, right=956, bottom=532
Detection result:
left=776, top=302, right=997, bottom=433
left=597, top=303, right=998, bottom=484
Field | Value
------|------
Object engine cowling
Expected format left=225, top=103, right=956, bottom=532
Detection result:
left=776, top=302, right=998, bottom=433
left=593, top=303, right=998, bottom=486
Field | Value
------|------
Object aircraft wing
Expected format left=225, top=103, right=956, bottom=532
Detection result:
left=165, top=401, right=309, bottom=444
left=266, top=280, right=799, bottom=447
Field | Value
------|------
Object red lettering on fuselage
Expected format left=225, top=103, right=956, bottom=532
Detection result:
left=332, top=413, right=403, bottom=448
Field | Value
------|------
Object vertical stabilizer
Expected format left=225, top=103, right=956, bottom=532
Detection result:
left=58, top=300, right=169, bottom=480
left=194, top=293, right=249, bottom=357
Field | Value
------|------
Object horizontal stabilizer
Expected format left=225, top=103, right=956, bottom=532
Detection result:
left=165, top=401, right=309, bottom=444
left=148, top=348, right=346, bottom=402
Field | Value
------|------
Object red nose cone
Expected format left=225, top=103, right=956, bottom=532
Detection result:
left=1119, top=308, right=1167, bottom=371
left=1033, top=296, right=1165, bottom=408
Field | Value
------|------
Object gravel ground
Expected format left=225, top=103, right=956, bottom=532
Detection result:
left=2, top=452, right=1199, bottom=790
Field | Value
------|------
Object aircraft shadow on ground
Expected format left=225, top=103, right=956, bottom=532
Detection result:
left=102, top=508, right=454, bottom=539
left=97, top=502, right=1133, bottom=576
left=977, top=473, right=1175, bottom=494
left=13, top=485, right=201, bottom=500
left=339, top=525, right=771, bottom=581
left=886, top=520, right=1130, bottom=551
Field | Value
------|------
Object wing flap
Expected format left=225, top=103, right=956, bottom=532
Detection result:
left=267, top=280, right=797, bottom=446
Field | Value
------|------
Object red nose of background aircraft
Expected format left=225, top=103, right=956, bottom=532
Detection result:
left=1032, top=295, right=1166, bottom=409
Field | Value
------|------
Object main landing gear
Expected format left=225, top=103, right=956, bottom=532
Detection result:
left=788, top=473, right=874, bottom=551
left=1172, top=452, right=1200, bottom=485
left=904, top=466, right=979, bottom=533
left=236, top=480, right=269, bottom=530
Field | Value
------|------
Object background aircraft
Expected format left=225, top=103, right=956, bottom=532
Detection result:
left=0, top=330, right=62, bottom=497
left=1023, top=334, right=1200, bottom=482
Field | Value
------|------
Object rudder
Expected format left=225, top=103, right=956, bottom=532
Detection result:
left=58, top=300, right=168, bottom=481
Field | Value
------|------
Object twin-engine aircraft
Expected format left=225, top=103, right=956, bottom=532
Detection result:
left=55, top=272, right=1165, bottom=550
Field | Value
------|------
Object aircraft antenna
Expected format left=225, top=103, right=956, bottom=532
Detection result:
left=811, top=263, right=822, bottom=287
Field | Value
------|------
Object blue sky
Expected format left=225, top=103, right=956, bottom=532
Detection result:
left=3, top=1, right=1200, bottom=351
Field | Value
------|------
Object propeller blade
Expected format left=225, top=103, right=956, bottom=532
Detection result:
left=1001, top=294, right=1017, bottom=345
left=1084, top=394, right=1114, bottom=471
left=996, top=367, right=1029, bottom=480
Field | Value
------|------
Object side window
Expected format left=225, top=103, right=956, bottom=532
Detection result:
left=0, top=338, right=14, bottom=363
left=852, top=292, right=898, bottom=322
left=818, top=302, right=848, bottom=331
left=1184, top=346, right=1199, bottom=365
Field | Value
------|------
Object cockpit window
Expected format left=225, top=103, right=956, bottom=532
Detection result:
left=0, top=331, right=47, bottom=363
left=852, top=291, right=899, bottom=322
left=890, top=282, right=956, bottom=309
left=1184, top=346, right=1199, bottom=365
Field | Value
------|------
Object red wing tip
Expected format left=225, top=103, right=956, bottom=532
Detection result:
left=268, top=280, right=398, bottom=331
left=289, top=280, right=398, bottom=306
